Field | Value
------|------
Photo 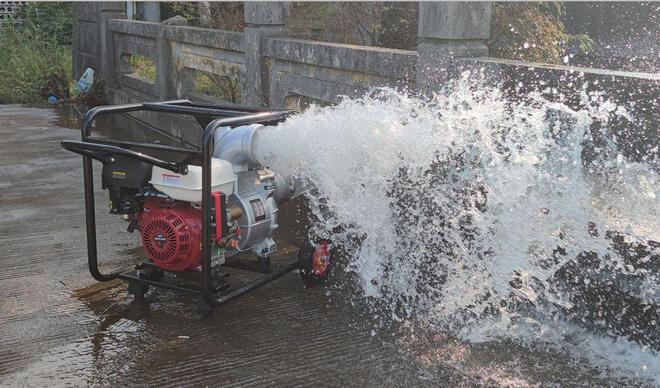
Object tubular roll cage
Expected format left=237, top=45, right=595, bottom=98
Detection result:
left=62, top=100, right=297, bottom=308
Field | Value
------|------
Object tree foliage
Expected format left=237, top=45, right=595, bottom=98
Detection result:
left=161, top=1, right=593, bottom=65
left=489, top=2, right=593, bottom=64
left=160, top=2, right=199, bottom=25
left=288, top=2, right=417, bottom=50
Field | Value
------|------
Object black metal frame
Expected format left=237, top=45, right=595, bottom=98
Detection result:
left=64, top=99, right=297, bottom=310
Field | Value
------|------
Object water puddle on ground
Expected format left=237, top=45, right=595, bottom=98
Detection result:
left=54, top=104, right=84, bottom=129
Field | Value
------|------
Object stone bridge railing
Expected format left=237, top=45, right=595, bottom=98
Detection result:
left=73, top=2, right=488, bottom=109
left=73, top=2, right=659, bottom=108
left=104, top=18, right=419, bottom=109
left=78, top=9, right=420, bottom=110
left=263, top=38, right=416, bottom=108
left=73, top=2, right=658, bottom=155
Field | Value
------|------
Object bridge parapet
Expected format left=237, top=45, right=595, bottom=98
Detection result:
left=72, top=1, right=658, bottom=160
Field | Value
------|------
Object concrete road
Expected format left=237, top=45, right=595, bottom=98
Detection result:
left=0, top=106, right=645, bottom=387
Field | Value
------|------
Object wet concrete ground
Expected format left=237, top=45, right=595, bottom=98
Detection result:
left=0, top=106, right=651, bottom=387
left=0, top=105, right=451, bottom=386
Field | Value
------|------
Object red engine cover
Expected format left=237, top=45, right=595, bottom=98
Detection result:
left=139, top=199, right=202, bottom=271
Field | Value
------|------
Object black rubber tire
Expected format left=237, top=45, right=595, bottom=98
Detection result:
left=298, top=241, right=333, bottom=287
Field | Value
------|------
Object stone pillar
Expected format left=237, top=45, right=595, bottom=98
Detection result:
left=72, top=2, right=125, bottom=85
left=72, top=2, right=97, bottom=80
left=243, top=2, right=288, bottom=106
left=141, top=2, right=161, bottom=22
left=99, top=2, right=126, bottom=92
left=126, top=1, right=135, bottom=20
left=416, top=1, right=491, bottom=90
left=198, top=2, right=212, bottom=28
left=156, top=16, right=188, bottom=100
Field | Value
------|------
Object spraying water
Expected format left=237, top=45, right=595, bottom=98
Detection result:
left=254, top=74, right=659, bottom=382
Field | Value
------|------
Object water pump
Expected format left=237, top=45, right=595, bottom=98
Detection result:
left=61, top=100, right=332, bottom=315
left=126, top=124, right=291, bottom=272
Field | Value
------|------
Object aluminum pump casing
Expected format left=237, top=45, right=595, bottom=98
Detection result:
left=213, top=124, right=294, bottom=257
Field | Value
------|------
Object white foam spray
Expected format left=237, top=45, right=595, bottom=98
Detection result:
left=254, top=74, right=659, bottom=382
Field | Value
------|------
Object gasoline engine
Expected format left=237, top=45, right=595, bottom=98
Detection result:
left=102, top=124, right=297, bottom=272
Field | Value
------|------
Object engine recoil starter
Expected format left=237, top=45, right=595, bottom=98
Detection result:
left=139, top=199, right=202, bottom=271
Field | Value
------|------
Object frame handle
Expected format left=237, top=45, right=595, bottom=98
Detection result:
left=61, top=140, right=188, bottom=174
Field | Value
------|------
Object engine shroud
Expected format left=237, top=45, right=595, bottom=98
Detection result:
left=139, top=199, right=202, bottom=271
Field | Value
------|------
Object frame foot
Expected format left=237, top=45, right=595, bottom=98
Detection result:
left=197, top=296, right=215, bottom=317
left=128, top=279, right=149, bottom=300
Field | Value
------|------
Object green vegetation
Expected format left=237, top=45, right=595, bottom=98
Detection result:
left=193, top=66, right=243, bottom=103
left=159, top=1, right=590, bottom=65
left=288, top=1, right=591, bottom=62
left=21, top=2, right=73, bottom=45
left=288, top=2, right=417, bottom=50
left=0, top=2, right=73, bottom=104
left=0, top=24, right=72, bottom=103
left=128, top=55, right=157, bottom=82
left=160, top=2, right=244, bottom=31
left=489, top=2, right=594, bottom=64
left=161, top=2, right=199, bottom=25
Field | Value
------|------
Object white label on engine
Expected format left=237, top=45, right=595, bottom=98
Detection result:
left=161, top=173, right=181, bottom=185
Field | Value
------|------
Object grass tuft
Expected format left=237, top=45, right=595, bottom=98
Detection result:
left=0, top=23, right=72, bottom=104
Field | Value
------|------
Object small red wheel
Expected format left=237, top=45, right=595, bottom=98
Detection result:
left=298, top=240, right=333, bottom=286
